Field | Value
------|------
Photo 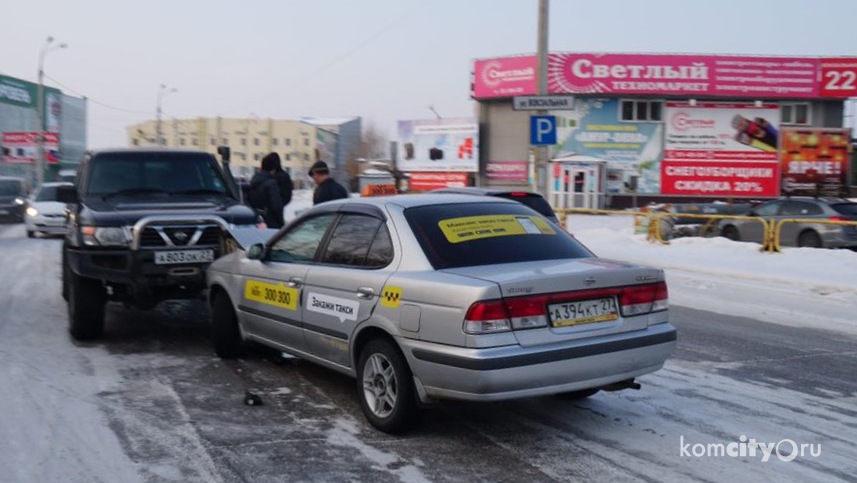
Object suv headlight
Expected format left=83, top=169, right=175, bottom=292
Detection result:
left=81, top=226, right=131, bottom=246
left=14, top=197, right=25, bottom=205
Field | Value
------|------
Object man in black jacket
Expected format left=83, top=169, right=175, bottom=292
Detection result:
left=248, top=155, right=285, bottom=228
left=309, top=160, right=348, bottom=205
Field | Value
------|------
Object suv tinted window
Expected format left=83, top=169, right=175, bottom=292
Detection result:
left=86, top=152, right=228, bottom=196
left=0, top=179, right=24, bottom=196
left=405, top=202, right=591, bottom=269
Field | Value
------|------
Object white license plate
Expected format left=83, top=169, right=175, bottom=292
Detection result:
left=154, top=249, right=214, bottom=265
left=548, top=297, right=619, bottom=327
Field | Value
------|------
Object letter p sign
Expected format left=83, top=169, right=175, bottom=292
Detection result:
left=530, top=115, right=557, bottom=145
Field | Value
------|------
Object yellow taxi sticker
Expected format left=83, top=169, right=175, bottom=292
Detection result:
left=244, top=279, right=299, bottom=311
left=438, top=215, right=556, bottom=243
left=381, top=286, right=402, bottom=308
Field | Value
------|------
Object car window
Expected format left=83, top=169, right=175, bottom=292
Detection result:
left=0, top=179, right=24, bottom=196
left=269, top=214, right=336, bottom=263
left=781, top=201, right=822, bottom=216
left=754, top=202, right=781, bottom=216
left=405, top=202, right=592, bottom=270
left=492, top=193, right=556, bottom=219
left=365, top=224, right=394, bottom=268
left=832, top=203, right=857, bottom=215
left=35, top=185, right=60, bottom=201
left=320, top=214, right=391, bottom=268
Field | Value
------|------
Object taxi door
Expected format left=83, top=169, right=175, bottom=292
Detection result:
left=300, top=212, right=395, bottom=369
left=237, top=214, right=338, bottom=355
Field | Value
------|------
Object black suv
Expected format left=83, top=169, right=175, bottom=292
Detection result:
left=60, top=148, right=259, bottom=340
left=0, top=176, right=28, bottom=222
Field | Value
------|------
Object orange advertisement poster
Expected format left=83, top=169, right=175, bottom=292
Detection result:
left=780, top=128, right=852, bottom=196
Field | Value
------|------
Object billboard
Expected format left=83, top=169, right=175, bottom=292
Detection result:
left=780, top=128, right=852, bottom=196
left=486, top=160, right=528, bottom=182
left=472, top=53, right=855, bottom=100
left=472, top=56, right=537, bottom=99
left=2, top=132, right=60, bottom=164
left=551, top=99, right=663, bottom=194
left=407, top=172, right=468, bottom=190
left=661, top=102, right=780, bottom=197
left=396, top=118, right=478, bottom=172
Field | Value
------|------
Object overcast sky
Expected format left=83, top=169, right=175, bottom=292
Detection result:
left=3, top=0, right=856, bottom=149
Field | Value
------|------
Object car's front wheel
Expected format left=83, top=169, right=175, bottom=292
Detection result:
left=67, top=268, right=106, bottom=341
left=211, top=291, right=244, bottom=358
left=356, top=338, right=421, bottom=434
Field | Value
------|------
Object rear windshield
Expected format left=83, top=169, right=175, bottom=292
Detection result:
left=405, top=202, right=592, bottom=269
left=85, top=152, right=229, bottom=197
left=492, top=193, right=557, bottom=219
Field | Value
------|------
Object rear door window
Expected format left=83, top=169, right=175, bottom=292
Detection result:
left=320, top=214, right=393, bottom=268
left=405, top=202, right=591, bottom=269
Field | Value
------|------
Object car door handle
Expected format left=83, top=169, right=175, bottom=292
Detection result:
left=357, top=287, right=375, bottom=299
left=287, top=277, right=302, bottom=288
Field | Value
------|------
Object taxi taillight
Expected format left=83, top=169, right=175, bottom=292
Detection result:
left=463, top=282, right=668, bottom=334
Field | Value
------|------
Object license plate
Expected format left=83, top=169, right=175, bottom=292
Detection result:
left=154, top=249, right=214, bottom=265
left=548, top=297, right=619, bottom=327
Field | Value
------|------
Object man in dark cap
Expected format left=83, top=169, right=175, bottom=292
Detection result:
left=248, top=153, right=285, bottom=228
left=309, top=160, right=348, bottom=205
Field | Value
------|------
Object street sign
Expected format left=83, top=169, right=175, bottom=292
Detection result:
left=514, top=95, right=575, bottom=110
left=530, top=115, right=557, bottom=145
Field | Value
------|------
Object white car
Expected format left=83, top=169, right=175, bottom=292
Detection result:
left=25, top=182, right=73, bottom=238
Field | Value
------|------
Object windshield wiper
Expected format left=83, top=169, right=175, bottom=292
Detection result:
left=102, top=188, right=169, bottom=200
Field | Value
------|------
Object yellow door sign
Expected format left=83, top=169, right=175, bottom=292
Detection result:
left=244, top=279, right=299, bottom=311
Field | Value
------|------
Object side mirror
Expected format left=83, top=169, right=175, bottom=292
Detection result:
left=246, top=243, right=265, bottom=260
left=56, top=184, right=79, bottom=204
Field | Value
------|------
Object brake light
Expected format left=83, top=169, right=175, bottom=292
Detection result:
left=829, top=216, right=848, bottom=222
left=463, top=282, right=668, bottom=334
left=508, top=192, right=529, bottom=197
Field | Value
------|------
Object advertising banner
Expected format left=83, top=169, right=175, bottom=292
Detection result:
left=780, top=128, right=852, bottom=196
left=661, top=102, right=780, bottom=197
left=551, top=99, right=663, bottom=194
left=2, top=132, right=60, bottom=163
left=548, top=53, right=819, bottom=98
left=396, top=118, right=478, bottom=172
left=820, top=58, right=857, bottom=98
left=486, top=160, right=528, bottom=182
left=472, top=56, right=538, bottom=99
left=407, top=172, right=468, bottom=191
left=0, top=75, right=37, bottom=108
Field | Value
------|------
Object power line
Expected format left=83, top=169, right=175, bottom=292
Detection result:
left=44, top=74, right=149, bottom=114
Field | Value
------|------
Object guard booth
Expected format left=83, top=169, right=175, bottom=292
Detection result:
left=548, top=155, right=607, bottom=209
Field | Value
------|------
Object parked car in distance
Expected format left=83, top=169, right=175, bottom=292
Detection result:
left=0, top=176, right=28, bottom=222
left=718, top=197, right=857, bottom=249
left=429, top=186, right=561, bottom=226
left=24, top=181, right=73, bottom=238
left=207, top=194, right=677, bottom=433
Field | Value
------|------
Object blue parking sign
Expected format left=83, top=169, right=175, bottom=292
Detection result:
left=530, top=115, right=556, bottom=145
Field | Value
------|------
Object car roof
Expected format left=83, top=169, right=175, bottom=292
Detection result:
left=304, top=193, right=520, bottom=214
left=86, top=147, right=216, bottom=156
left=430, top=186, right=545, bottom=198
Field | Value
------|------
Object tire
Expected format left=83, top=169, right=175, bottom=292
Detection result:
left=26, top=230, right=35, bottom=238
left=721, top=225, right=740, bottom=241
left=798, top=230, right=822, bottom=248
left=555, top=388, right=600, bottom=400
left=356, top=338, right=421, bottom=434
left=67, top=269, right=106, bottom=341
left=211, top=291, right=243, bottom=358
left=61, top=246, right=69, bottom=301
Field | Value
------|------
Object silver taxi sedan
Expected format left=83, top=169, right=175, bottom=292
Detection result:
left=207, top=194, right=677, bottom=433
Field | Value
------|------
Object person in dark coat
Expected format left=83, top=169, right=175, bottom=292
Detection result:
left=309, top=160, right=348, bottom=205
left=248, top=154, right=285, bottom=228
left=268, top=152, right=293, bottom=207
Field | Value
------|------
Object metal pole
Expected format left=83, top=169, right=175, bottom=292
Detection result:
left=156, top=84, right=176, bottom=146
left=535, top=0, right=550, bottom=199
left=36, top=36, right=66, bottom=187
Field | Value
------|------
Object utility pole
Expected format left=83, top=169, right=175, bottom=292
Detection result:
left=535, top=0, right=550, bottom=199
left=36, top=36, right=67, bottom=187
left=156, top=84, right=177, bottom=146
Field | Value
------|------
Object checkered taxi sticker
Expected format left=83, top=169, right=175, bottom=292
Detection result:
left=381, top=286, right=402, bottom=308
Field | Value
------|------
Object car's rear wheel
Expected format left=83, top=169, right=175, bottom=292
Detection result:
left=356, top=338, right=421, bottom=434
left=26, top=230, right=35, bottom=238
left=67, top=269, right=106, bottom=341
left=721, top=225, right=740, bottom=241
left=798, top=230, right=822, bottom=248
left=211, top=291, right=244, bottom=358
left=555, top=388, right=600, bottom=400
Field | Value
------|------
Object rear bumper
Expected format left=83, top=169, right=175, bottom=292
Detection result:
left=400, top=323, right=677, bottom=402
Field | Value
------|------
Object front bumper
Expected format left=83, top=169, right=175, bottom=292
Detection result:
left=25, top=214, right=67, bottom=234
left=0, top=203, right=24, bottom=220
left=401, top=322, right=677, bottom=402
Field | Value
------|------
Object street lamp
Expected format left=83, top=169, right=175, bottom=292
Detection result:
left=36, top=35, right=67, bottom=187
left=156, top=84, right=177, bottom=146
